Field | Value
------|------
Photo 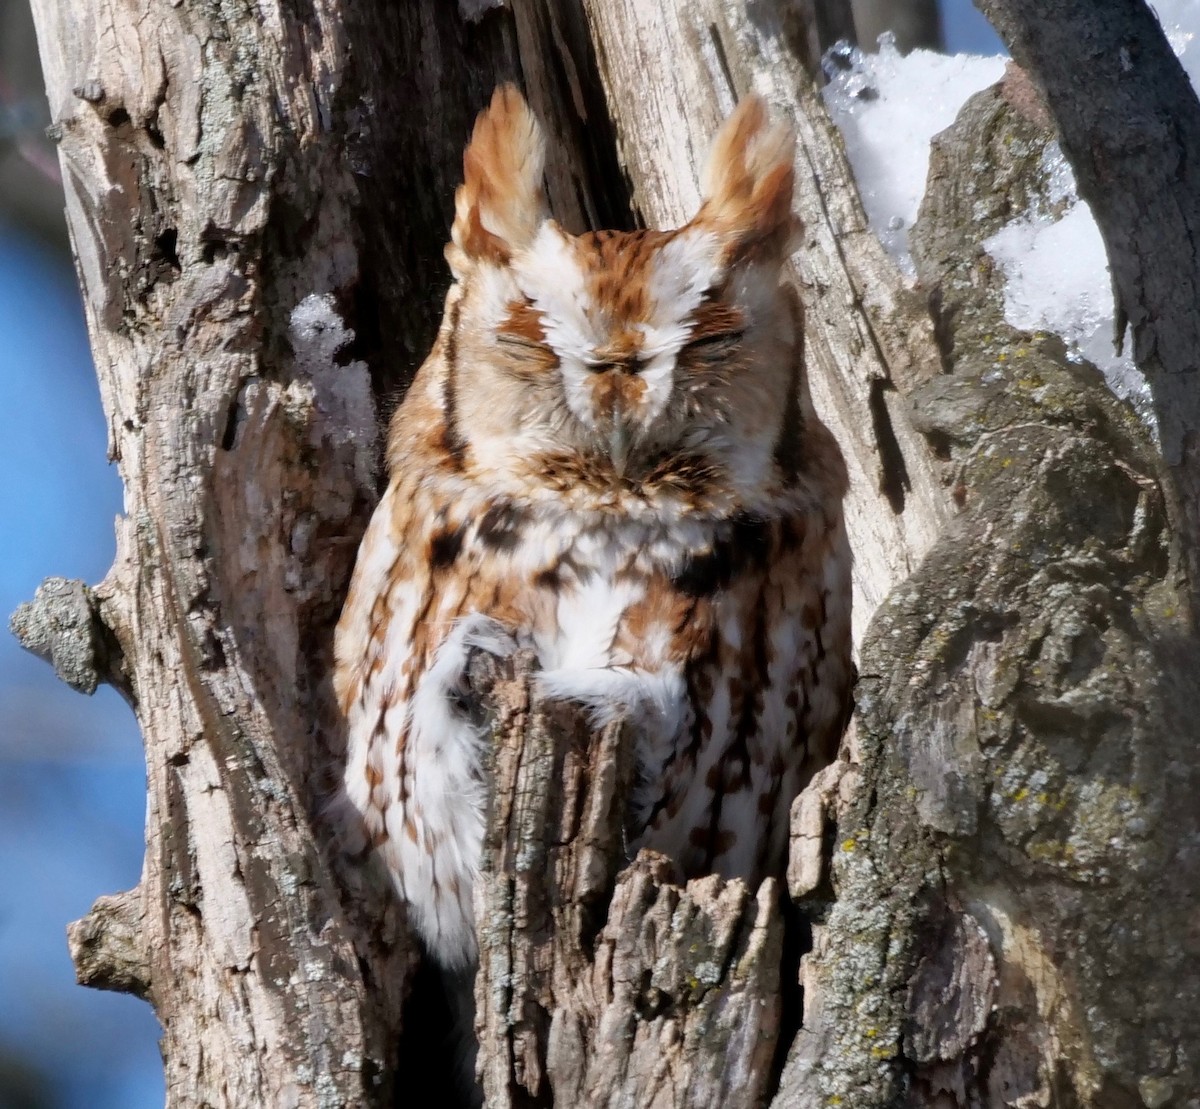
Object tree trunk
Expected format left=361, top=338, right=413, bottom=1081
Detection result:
left=15, top=0, right=1199, bottom=1106
left=975, top=0, right=1200, bottom=618
left=775, top=73, right=1200, bottom=1107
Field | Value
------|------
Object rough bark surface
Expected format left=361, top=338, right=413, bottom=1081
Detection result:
left=16, top=0, right=1200, bottom=1106
left=774, top=83, right=1200, bottom=1108
left=468, top=652, right=783, bottom=1109
left=976, top=0, right=1200, bottom=615
left=19, top=0, right=660, bottom=1093
left=24, top=1, right=414, bottom=1103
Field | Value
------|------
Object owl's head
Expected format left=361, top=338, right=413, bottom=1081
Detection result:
left=437, top=86, right=803, bottom=501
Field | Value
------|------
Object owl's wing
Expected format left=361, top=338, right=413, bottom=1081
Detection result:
left=333, top=473, right=512, bottom=968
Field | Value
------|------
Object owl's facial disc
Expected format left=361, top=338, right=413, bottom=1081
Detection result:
left=511, top=223, right=728, bottom=472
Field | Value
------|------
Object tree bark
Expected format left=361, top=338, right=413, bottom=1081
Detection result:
left=23, top=1, right=417, bottom=1103
left=16, top=0, right=1200, bottom=1106
left=975, top=0, right=1200, bottom=619
left=773, top=77, right=1200, bottom=1106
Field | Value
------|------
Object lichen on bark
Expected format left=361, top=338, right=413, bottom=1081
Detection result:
left=776, top=81, right=1200, bottom=1107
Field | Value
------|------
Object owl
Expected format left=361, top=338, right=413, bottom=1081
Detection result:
left=333, top=86, right=852, bottom=970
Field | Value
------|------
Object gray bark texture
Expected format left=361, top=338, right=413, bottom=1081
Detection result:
left=13, top=0, right=1200, bottom=1106
left=976, top=0, right=1200, bottom=613
left=776, top=73, right=1200, bottom=1108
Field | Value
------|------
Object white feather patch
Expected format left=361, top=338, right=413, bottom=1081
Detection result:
left=537, top=665, right=687, bottom=738
left=641, top=228, right=724, bottom=358
left=536, top=574, right=644, bottom=669
left=514, top=224, right=601, bottom=428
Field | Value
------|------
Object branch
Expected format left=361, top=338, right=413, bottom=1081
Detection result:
left=471, top=652, right=785, bottom=1107
left=10, top=577, right=130, bottom=698
left=66, top=888, right=151, bottom=998
left=975, top=0, right=1200, bottom=613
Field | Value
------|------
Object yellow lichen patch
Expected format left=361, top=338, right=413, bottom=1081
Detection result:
left=1035, top=791, right=1068, bottom=812
left=1027, top=839, right=1076, bottom=864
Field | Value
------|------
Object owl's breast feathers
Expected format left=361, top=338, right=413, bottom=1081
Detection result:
left=335, top=381, right=851, bottom=890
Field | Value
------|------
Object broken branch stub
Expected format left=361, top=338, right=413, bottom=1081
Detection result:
left=10, top=576, right=130, bottom=698
left=469, top=650, right=786, bottom=1108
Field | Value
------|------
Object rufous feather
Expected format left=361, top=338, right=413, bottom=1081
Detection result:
left=447, top=84, right=547, bottom=277
left=696, top=94, right=799, bottom=258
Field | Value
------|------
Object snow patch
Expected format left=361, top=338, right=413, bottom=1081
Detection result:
left=982, top=146, right=1152, bottom=421
left=288, top=293, right=377, bottom=490
left=1157, top=0, right=1200, bottom=87
left=822, top=37, right=1005, bottom=272
left=822, top=6, right=1200, bottom=430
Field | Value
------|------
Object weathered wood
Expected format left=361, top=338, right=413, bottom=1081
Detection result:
left=469, top=652, right=784, bottom=1108
left=774, top=80, right=1200, bottom=1107
left=10, top=576, right=128, bottom=697
left=28, top=0, right=401, bottom=1101
left=977, top=0, right=1200, bottom=619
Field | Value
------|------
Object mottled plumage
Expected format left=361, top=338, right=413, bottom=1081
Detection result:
left=334, top=87, right=852, bottom=968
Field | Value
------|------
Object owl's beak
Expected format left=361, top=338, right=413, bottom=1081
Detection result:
left=607, top=421, right=632, bottom=477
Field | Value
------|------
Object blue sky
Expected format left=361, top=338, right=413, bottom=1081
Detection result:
left=943, top=0, right=1006, bottom=55
left=0, top=224, right=163, bottom=1107
left=0, top=5, right=1003, bottom=1106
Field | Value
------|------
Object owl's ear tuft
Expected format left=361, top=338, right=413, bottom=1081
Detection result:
left=447, top=85, right=548, bottom=280
left=695, top=96, right=798, bottom=261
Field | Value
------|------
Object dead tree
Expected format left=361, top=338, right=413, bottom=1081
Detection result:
left=15, top=0, right=1200, bottom=1105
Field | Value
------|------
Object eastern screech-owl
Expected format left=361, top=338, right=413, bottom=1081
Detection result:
left=334, top=87, right=852, bottom=969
